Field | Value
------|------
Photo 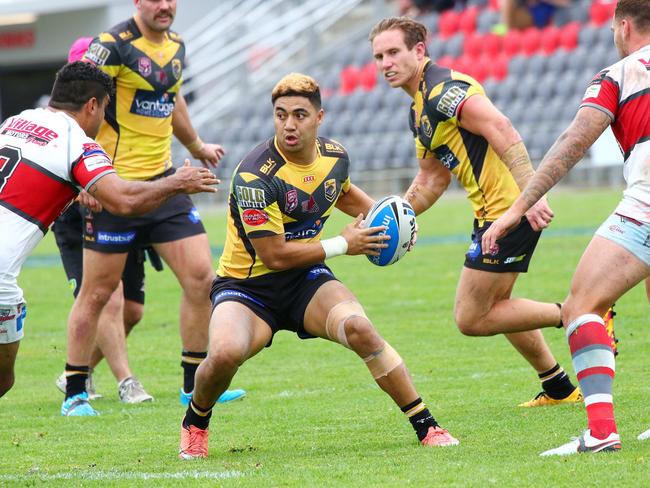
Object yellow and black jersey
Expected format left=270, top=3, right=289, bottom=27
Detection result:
left=217, top=137, right=351, bottom=279
left=410, top=58, right=519, bottom=222
left=83, top=17, right=184, bottom=180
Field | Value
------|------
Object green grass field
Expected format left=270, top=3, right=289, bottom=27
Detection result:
left=2, top=188, right=649, bottom=487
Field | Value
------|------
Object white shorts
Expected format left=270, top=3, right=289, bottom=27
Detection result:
left=595, top=212, right=650, bottom=268
left=0, top=303, right=26, bottom=344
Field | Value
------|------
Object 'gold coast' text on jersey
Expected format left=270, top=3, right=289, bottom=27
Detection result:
left=84, top=17, right=184, bottom=180
left=410, top=58, right=519, bottom=222
left=218, top=137, right=351, bottom=279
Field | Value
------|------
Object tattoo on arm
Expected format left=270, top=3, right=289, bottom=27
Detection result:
left=521, top=108, right=611, bottom=207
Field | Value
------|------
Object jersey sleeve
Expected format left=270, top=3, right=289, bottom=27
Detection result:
left=580, top=69, right=619, bottom=121
left=232, top=172, right=284, bottom=239
left=82, top=33, right=122, bottom=78
left=426, top=78, right=484, bottom=126
left=71, top=141, right=116, bottom=190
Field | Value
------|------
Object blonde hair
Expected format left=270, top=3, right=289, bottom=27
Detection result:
left=271, top=73, right=321, bottom=108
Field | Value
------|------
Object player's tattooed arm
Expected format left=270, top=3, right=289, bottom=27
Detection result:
left=405, top=156, right=451, bottom=215
left=520, top=107, right=611, bottom=207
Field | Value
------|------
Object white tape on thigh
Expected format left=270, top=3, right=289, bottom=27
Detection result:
left=325, top=300, right=367, bottom=349
left=363, top=342, right=403, bottom=379
left=0, top=303, right=26, bottom=344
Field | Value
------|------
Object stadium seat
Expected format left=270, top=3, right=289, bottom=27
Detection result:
left=439, top=10, right=461, bottom=39
left=466, top=56, right=489, bottom=82
left=437, top=55, right=455, bottom=69
left=340, top=65, right=360, bottom=95
left=590, top=1, right=616, bottom=26
left=521, top=27, right=541, bottom=56
left=441, top=32, right=464, bottom=58
left=559, top=22, right=580, bottom=50
left=358, top=62, right=377, bottom=91
left=476, top=9, right=500, bottom=34
left=526, top=54, right=547, bottom=78
left=508, top=55, right=527, bottom=77
left=482, top=33, right=502, bottom=58
left=488, top=54, right=508, bottom=81
left=597, top=24, right=613, bottom=45
left=540, top=25, right=561, bottom=54
left=503, top=29, right=523, bottom=57
left=458, top=6, right=479, bottom=35
left=418, top=11, right=439, bottom=33
left=578, top=25, right=599, bottom=47
left=464, top=32, right=482, bottom=59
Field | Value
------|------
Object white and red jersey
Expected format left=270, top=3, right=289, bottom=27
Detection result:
left=0, top=108, right=115, bottom=304
left=581, top=44, right=650, bottom=222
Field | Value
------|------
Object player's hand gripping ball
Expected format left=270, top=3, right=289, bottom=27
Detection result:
left=365, top=195, right=417, bottom=266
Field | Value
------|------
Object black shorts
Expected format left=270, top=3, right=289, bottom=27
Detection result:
left=210, top=264, right=339, bottom=345
left=53, top=202, right=148, bottom=303
left=464, top=217, right=541, bottom=273
left=82, top=168, right=206, bottom=253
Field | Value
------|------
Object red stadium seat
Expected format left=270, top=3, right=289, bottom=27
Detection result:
left=340, top=65, right=360, bottom=94
left=559, top=21, right=580, bottom=51
left=483, top=33, right=503, bottom=58
left=437, top=55, right=455, bottom=69
left=488, top=54, right=508, bottom=81
left=521, top=27, right=541, bottom=56
left=439, top=10, right=461, bottom=39
left=452, top=56, right=472, bottom=75
left=459, top=6, right=479, bottom=35
left=590, top=1, right=616, bottom=26
left=463, top=32, right=482, bottom=59
left=503, top=29, right=523, bottom=57
left=540, top=25, right=560, bottom=54
left=488, top=0, right=500, bottom=11
left=467, top=56, right=488, bottom=82
left=359, top=62, right=377, bottom=91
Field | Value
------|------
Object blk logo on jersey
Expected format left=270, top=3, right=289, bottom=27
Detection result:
left=138, top=57, right=152, bottom=77
left=130, top=90, right=176, bottom=118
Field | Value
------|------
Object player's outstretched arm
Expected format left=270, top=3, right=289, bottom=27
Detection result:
left=481, top=106, right=611, bottom=254
left=335, top=184, right=374, bottom=217
left=88, top=160, right=219, bottom=216
left=172, top=92, right=225, bottom=168
left=404, top=155, right=451, bottom=215
left=249, top=216, right=389, bottom=271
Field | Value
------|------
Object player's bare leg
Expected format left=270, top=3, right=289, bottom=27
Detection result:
left=303, top=281, right=458, bottom=446
left=93, top=283, right=131, bottom=382
left=179, top=302, right=271, bottom=459
left=0, top=341, right=19, bottom=397
left=454, top=268, right=580, bottom=406
left=542, top=236, right=649, bottom=455
left=62, top=250, right=127, bottom=415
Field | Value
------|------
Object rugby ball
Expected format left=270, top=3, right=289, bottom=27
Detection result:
left=365, top=195, right=417, bottom=266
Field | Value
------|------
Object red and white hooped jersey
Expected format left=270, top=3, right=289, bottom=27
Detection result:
left=0, top=108, right=115, bottom=304
left=581, top=44, right=650, bottom=221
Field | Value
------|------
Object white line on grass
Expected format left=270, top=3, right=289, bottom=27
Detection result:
left=0, top=470, right=244, bottom=482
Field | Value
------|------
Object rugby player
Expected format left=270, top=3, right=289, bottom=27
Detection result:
left=52, top=36, right=154, bottom=404
left=65, top=0, right=244, bottom=413
left=0, top=61, right=217, bottom=405
left=178, top=73, right=459, bottom=459
left=369, top=17, right=614, bottom=407
left=483, top=0, right=650, bottom=454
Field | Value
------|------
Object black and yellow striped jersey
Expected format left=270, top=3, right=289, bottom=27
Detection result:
left=217, top=136, right=351, bottom=279
left=83, top=17, right=184, bottom=180
left=409, top=58, right=519, bottom=223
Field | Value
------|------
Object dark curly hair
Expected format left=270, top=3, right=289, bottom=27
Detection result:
left=49, top=61, right=114, bottom=111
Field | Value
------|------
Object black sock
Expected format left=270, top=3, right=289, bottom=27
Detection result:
left=183, top=399, right=214, bottom=430
left=540, top=363, right=576, bottom=399
left=401, top=397, right=438, bottom=441
left=181, top=350, right=206, bottom=393
left=64, top=363, right=89, bottom=399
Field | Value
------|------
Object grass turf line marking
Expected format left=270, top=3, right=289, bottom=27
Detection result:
left=0, top=470, right=244, bottom=481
